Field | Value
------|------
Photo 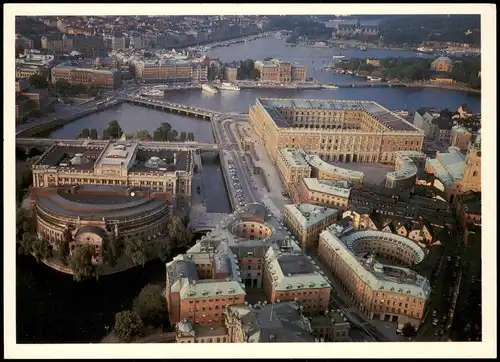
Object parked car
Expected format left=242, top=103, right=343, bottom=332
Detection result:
left=432, top=309, right=438, bottom=317
left=432, top=318, right=439, bottom=326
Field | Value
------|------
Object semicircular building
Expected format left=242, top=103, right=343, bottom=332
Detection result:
left=318, top=221, right=431, bottom=327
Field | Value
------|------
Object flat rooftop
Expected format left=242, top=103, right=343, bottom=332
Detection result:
left=38, top=145, right=104, bottom=170
left=284, top=203, right=338, bottom=229
left=130, top=149, right=190, bottom=173
left=302, top=178, right=351, bottom=199
left=277, top=254, right=316, bottom=276
left=257, top=98, right=422, bottom=132
left=279, top=148, right=310, bottom=167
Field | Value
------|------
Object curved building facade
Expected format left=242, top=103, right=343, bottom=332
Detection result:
left=32, top=185, right=171, bottom=264
left=318, top=223, right=430, bottom=327
left=384, top=151, right=426, bottom=189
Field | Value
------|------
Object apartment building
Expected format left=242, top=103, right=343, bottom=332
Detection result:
left=454, top=191, right=481, bottom=230
left=293, top=178, right=351, bottom=211
left=283, top=204, right=339, bottom=250
left=51, top=62, right=122, bottom=89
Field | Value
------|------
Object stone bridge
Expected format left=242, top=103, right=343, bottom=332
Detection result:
left=124, top=96, right=220, bottom=120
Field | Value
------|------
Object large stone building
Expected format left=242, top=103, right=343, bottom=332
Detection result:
left=167, top=203, right=336, bottom=342
left=283, top=204, right=339, bottom=250
left=31, top=139, right=194, bottom=212
left=276, top=148, right=311, bottom=187
left=318, top=222, right=431, bottom=328
left=249, top=98, right=424, bottom=166
left=292, top=178, right=351, bottom=211
left=31, top=185, right=171, bottom=265
left=254, top=59, right=307, bottom=83
left=453, top=191, right=481, bottom=230
left=15, top=49, right=55, bottom=79
left=424, top=134, right=481, bottom=202
left=133, top=59, right=207, bottom=83
left=51, top=62, right=122, bottom=89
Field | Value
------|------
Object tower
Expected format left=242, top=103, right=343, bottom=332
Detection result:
left=461, top=131, right=481, bottom=193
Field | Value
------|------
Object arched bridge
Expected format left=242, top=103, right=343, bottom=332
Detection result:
left=124, top=96, right=221, bottom=120
left=16, top=138, right=219, bottom=153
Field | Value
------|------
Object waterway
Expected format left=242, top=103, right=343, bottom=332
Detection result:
left=17, top=35, right=481, bottom=344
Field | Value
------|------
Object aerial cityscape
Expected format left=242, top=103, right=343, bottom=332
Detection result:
left=11, top=10, right=488, bottom=352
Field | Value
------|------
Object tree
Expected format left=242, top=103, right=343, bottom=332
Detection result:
left=55, top=79, right=71, bottom=95
left=135, top=129, right=152, bottom=141
left=158, top=242, right=173, bottom=263
left=102, top=129, right=110, bottom=140
left=179, top=132, right=187, bottom=142
left=80, top=128, right=90, bottom=138
left=18, top=231, right=36, bottom=256
left=90, top=129, right=98, bottom=140
left=133, top=284, right=168, bottom=327
left=402, top=323, right=417, bottom=339
left=250, top=68, right=260, bottom=80
left=31, top=237, right=52, bottom=262
left=68, top=244, right=95, bottom=282
left=186, top=132, right=195, bottom=141
left=124, top=237, right=149, bottom=267
left=29, top=74, right=48, bottom=89
left=113, top=310, right=144, bottom=342
left=106, top=120, right=123, bottom=139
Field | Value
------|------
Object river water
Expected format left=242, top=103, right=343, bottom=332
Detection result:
left=17, top=35, right=481, bottom=344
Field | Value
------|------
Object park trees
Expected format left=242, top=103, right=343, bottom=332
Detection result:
left=29, top=74, right=49, bottom=89
left=133, top=284, right=168, bottom=328
left=106, top=120, right=123, bottom=139
left=402, top=323, right=418, bottom=340
left=152, top=122, right=179, bottom=142
left=80, top=128, right=90, bottom=138
left=68, top=244, right=95, bottom=281
left=124, top=237, right=149, bottom=267
left=113, top=310, right=144, bottom=342
left=90, top=129, right=98, bottom=140
left=135, top=129, right=152, bottom=141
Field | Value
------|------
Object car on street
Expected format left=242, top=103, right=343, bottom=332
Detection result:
left=432, top=309, right=438, bottom=317
left=432, top=318, right=439, bottom=326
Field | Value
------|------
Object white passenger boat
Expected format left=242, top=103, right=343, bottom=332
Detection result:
left=323, top=84, right=339, bottom=89
left=219, top=82, right=240, bottom=91
left=201, top=84, right=218, bottom=94
left=141, top=89, right=165, bottom=97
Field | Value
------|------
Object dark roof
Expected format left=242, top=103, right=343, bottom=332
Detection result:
left=75, top=226, right=107, bottom=238
left=167, top=259, right=198, bottom=289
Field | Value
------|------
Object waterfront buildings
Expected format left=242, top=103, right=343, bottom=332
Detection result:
left=31, top=185, right=171, bottom=265
left=430, top=56, right=454, bottom=73
left=283, top=204, right=339, bottom=250
left=254, top=59, right=307, bottom=83
left=167, top=203, right=336, bottom=342
left=318, top=222, right=431, bottom=328
left=132, top=59, right=208, bottom=83
left=31, top=139, right=194, bottom=212
left=15, top=49, right=55, bottom=79
left=249, top=98, right=424, bottom=165
left=223, top=66, right=238, bottom=82
left=424, top=135, right=481, bottom=202
left=51, top=62, right=122, bottom=89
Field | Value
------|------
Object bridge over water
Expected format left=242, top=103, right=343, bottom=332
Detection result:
left=124, top=96, right=220, bottom=120
left=16, top=138, right=219, bottom=153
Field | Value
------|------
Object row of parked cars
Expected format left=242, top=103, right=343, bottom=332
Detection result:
left=228, top=160, right=246, bottom=207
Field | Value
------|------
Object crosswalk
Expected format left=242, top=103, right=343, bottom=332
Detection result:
left=339, top=307, right=356, bottom=315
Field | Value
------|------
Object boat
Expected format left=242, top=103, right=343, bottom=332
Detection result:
left=323, top=84, right=339, bottom=89
left=141, top=89, right=165, bottom=97
left=219, top=82, right=240, bottom=91
left=332, top=55, right=346, bottom=59
left=313, top=42, right=329, bottom=48
left=201, top=84, right=218, bottom=94
left=340, top=45, right=348, bottom=50
left=368, top=77, right=382, bottom=82
left=359, top=46, right=367, bottom=51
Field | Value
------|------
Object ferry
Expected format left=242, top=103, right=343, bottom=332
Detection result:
left=323, top=84, right=339, bottom=89
left=359, top=46, right=367, bottom=51
left=201, top=84, right=218, bottom=94
left=141, top=89, right=165, bottom=97
left=332, top=55, right=346, bottom=59
left=219, top=82, right=240, bottom=91
left=368, top=77, right=382, bottom=82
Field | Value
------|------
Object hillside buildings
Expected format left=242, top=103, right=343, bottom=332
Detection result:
left=249, top=98, right=424, bottom=166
